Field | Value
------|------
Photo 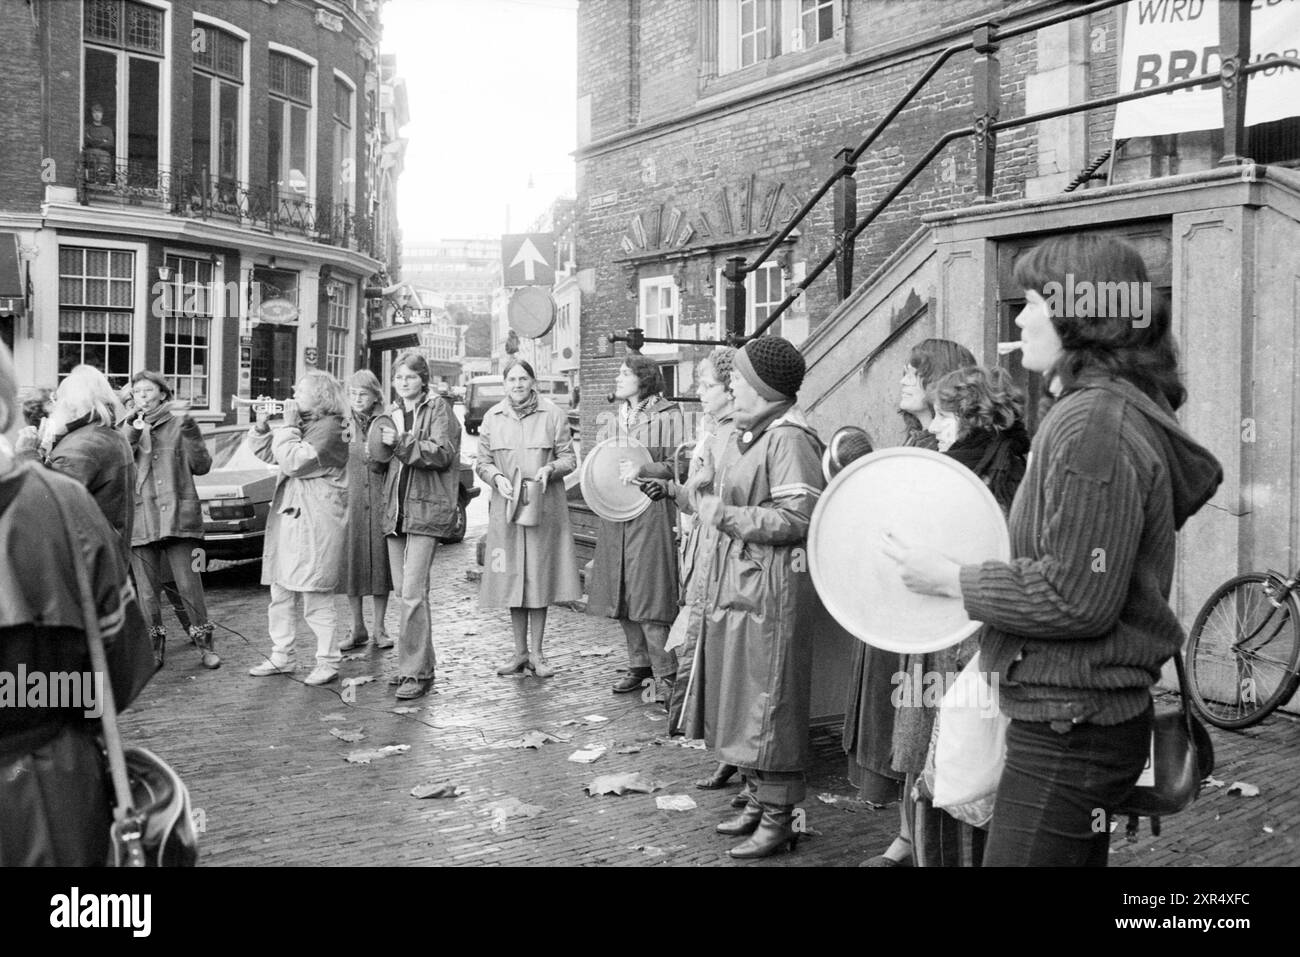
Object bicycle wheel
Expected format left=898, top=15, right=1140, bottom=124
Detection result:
left=1186, top=572, right=1300, bottom=729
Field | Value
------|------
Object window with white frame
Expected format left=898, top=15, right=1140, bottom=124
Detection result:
left=82, top=0, right=166, bottom=180
left=638, top=276, right=677, bottom=355
left=192, top=23, right=244, bottom=192
left=268, top=50, right=313, bottom=203
left=716, top=0, right=841, bottom=75
left=333, top=75, right=355, bottom=211
left=58, top=246, right=135, bottom=388
left=326, top=282, right=353, bottom=379
left=715, top=260, right=807, bottom=344
left=161, top=255, right=214, bottom=408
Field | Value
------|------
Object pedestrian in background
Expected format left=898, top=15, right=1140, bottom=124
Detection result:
left=124, top=370, right=219, bottom=671
left=380, top=352, right=461, bottom=701
left=586, top=355, right=683, bottom=702
left=338, top=370, right=394, bottom=653
left=248, top=371, right=350, bottom=686
left=475, top=357, right=581, bottom=678
left=845, top=336, right=975, bottom=867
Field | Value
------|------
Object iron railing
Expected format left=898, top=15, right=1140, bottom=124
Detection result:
left=78, top=158, right=379, bottom=258
left=606, top=0, right=1282, bottom=358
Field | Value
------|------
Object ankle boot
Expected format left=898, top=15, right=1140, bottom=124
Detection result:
left=189, top=623, right=221, bottom=670
left=728, top=804, right=799, bottom=859
left=148, top=626, right=167, bottom=671
left=716, top=796, right=764, bottom=836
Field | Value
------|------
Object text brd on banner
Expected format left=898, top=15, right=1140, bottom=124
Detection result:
left=1112, top=0, right=1300, bottom=140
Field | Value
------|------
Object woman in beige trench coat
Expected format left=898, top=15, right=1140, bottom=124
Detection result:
left=475, top=358, right=581, bottom=678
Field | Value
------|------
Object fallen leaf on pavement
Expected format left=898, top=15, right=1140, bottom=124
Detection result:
left=344, top=744, right=410, bottom=764
left=410, top=781, right=462, bottom=799
left=329, top=727, right=366, bottom=743
left=1203, top=776, right=1225, bottom=789
left=615, top=745, right=642, bottom=754
left=568, top=745, right=607, bottom=764
left=319, top=713, right=348, bottom=722
left=343, top=675, right=376, bottom=688
left=583, top=715, right=609, bottom=723
left=578, top=646, right=617, bottom=657
left=655, top=794, right=697, bottom=812
left=1227, top=781, right=1260, bottom=797
left=510, top=730, right=562, bottom=749
left=341, top=652, right=368, bottom=662
left=391, top=706, right=419, bottom=715
left=486, top=797, right=546, bottom=832
left=584, top=772, right=664, bottom=796
left=670, top=738, right=706, bottom=750
left=635, top=844, right=667, bottom=858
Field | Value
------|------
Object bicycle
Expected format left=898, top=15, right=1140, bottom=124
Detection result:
left=1184, top=568, right=1300, bottom=729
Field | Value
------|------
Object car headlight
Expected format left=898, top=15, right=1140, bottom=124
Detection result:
left=206, top=498, right=256, bottom=521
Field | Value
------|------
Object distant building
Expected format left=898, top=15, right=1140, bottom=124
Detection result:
left=0, top=0, right=404, bottom=421
left=402, top=238, right=502, bottom=314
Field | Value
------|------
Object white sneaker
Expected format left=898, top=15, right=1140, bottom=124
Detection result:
left=249, top=659, right=295, bottom=677
left=304, top=665, right=339, bottom=686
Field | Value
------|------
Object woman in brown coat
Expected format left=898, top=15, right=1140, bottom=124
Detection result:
left=338, top=370, right=394, bottom=652
left=586, top=355, right=683, bottom=701
left=475, top=358, right=581, bottom=677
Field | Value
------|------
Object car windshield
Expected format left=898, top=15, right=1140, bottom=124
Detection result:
left=474, top=384, right=505, bottom=399
left=205, top=430, right=277, bottom=471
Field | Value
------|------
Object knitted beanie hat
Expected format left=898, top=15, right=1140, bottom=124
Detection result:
left=734, top=335, right=805, bottom=401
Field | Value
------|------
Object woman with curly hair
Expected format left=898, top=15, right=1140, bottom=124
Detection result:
left=247, top=370, right=350, bottom=686
left=899, top=364, right=1029, bottom=866
left=888, top=234, right=1222, bottom=866
left=587, top=354, right=684, bottom=701
left=845, top=337, right=974, bottom=866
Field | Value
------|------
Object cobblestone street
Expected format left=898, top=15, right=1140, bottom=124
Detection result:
left=118, top=498, right=1300, bottom=868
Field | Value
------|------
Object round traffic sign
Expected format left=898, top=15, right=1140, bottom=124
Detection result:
left=508, top=286, right=556, bottom=338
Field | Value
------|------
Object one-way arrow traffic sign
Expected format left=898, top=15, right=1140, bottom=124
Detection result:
left=501, top=233, right=555, bottom=287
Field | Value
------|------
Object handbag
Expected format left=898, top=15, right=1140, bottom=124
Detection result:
left=48, top=472, right=199, bottom=867
left=923, top=653, right=1009, bottom=828
left=1111, top=653, right=1214, bottom=837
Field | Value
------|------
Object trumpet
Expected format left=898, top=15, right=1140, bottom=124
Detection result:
left=231, top=395, right=287, bottom=415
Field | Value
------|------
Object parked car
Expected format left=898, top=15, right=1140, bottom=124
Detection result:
left=193, top=424, right=480, bottom=563
left=463, top=374, right=572, bottom=434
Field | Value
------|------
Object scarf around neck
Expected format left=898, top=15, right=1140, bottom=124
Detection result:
left=135, top=402, right=175, bottom=491
left=620, top=395, right=656, bottom=434
left=508, top=388, right=539, bottom=420
left=945, top=422, right=1030, bottom=513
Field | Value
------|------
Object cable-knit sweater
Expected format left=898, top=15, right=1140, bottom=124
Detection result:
left=959, top=376, right=1222, bottom=726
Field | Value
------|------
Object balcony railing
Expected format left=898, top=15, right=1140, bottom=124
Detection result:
left=78, top=156, right=379, bottom=259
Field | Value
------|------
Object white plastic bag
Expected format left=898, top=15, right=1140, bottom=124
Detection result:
left=927, top=653, right=1008, bottom=828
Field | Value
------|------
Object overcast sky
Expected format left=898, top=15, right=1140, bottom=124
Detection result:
left=381, top=0, right=578, bottom=242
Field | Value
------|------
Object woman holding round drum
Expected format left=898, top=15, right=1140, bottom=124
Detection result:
left=475, top=357, right=581, bottom=678
left=586, top=355, right=684, bottom=702
left=886, top=234, right=1222, bottom=866
left=843, top=337, right=974, bottom=867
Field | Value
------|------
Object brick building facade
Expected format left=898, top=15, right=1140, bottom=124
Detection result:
left=0, top=0, right=405, bottom=423
left=572, top=0, right=1134, bottom=443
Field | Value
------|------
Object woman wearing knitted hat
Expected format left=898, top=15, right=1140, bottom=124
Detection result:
left=586, top=355, right=685, bottom=702
left=886, top=234, right=1222, bottom=866
left=845, top=337, right=974, bottom=867
left=691, top=335, right=826, bottom=859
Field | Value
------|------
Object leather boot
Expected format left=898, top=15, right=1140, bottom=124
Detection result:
left=730, top=776, right=753, bottom=808
left=189, top=623, right=221, bottom=670
left=148, top=625, right=167, bottom=671
left=728, top=804, right=799, bottom=859
left=612, top=666, right=652, bottom=694
left=716, top=794, right=763, bottom=836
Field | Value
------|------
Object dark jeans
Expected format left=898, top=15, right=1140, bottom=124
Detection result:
left=983, top=703, right=1153, bottom=867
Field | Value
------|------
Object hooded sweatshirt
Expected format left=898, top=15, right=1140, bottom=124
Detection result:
left=960, top=375, right=1223, bottom=726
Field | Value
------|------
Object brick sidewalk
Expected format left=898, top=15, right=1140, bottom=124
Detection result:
left=119, top=523, right=1299, bottom=867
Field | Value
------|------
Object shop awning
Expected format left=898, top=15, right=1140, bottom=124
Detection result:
left=368, top=325, right=421, bottom=352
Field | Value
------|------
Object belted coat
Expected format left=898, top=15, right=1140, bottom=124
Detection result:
left=585, top=396, right=683, bottom=626
left=684, top=405, right=825, bottom=772
left=475, top=395, right=581, bottom=609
